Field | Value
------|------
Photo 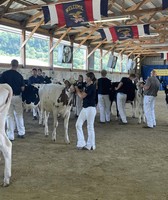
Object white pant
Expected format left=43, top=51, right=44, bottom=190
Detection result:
left=75, top=95, right=83, bottom=116
left=7, top=96, right=25, bottom=140
left=98, top=94, right=111, bottom=122
left=143, top=95, right=156, bottom=128
left=76, top=107, right=96, bottom=150
left=117, top=93, right=127, bottom=123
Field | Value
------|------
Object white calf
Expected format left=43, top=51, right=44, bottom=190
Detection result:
left=39, top=84, right=74, bottom=143
left=0, top=84, right=13, bottom=186
left=135, top=82, right=145, bottom=124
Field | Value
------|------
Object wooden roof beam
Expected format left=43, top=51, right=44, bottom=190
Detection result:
left=134, top=0, right=151, bottom=11
left=27, top=11, right=43, bottom=24
left=0, top=0, right=14, bottom=18
left=74, top=26, right=101, bottom=53
left=21, top=18, right=44, bottom=48
left=14, top=0, right=34, bottom=6
left=101, top=43, right=118, bottom=59
left=49, top=27, right=71, bottom=53
left=87, top=38, right=106, bottom=58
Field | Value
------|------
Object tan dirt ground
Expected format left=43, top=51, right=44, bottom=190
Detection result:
left=0, top=91, right=168, bottom=200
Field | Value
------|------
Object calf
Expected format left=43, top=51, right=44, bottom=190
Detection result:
left=110, top=82, right=136, bottom=118
left=135, top=81, right=145, bottom=124
left=39, top=84, right=75, bottom=143
left=0, top=84, right=13, bottom=186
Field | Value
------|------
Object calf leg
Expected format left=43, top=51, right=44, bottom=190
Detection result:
left=52, top=111, right=58, bottom=141
left=131, top=102, right=136, bottom=118
left=44, top=111, right=49, bottom=136
left=0, top=133, right=12, bottom=187
left=63, top=111, right=71, bottom=144
left=39, top=108, right=43, bottom=125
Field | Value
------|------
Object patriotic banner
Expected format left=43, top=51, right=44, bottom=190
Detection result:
left=154, top=69, right=168, bottom=76
left=161, top=53, right=168, bottom=60
left=162, top=0, right=168, bottom=9
left=99, top=24, right=150, bottom=42
left=42, top=0, right=108, bottom=27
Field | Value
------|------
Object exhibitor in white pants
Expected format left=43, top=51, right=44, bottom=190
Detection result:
left=7, top=96, right=25, bottom=140
left=143, top=95, right=156, bottom=128
left=98, top=94, right=111, bottom=122
left=117, top=92, right=127, bottom=123
left=76, top=107, right=96, bottom=150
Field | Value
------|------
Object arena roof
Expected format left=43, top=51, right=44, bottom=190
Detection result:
left=0, top=0, right=168, bottom=58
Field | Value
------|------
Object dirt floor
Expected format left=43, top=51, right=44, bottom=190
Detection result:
left=1, top=91, right=168, bottom=200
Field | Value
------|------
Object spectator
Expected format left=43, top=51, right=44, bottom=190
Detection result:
left=42, top=72, right=52, bottom=84
left=28, top=68, right=41, bottom=85
left=0, top=59, right=25, bottom=140
left=37, top=68, right=45, bottom=83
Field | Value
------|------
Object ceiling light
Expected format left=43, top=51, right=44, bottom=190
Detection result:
left=139, top=33, right=159, bottom=38
left=93, top=15, right=131, bottom=23
left=142, top=43, right=168, bottom=48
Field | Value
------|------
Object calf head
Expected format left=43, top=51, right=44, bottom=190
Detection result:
left=57, top=85, right=75, bottom=106
left=22, top=85, right=40, bottom=108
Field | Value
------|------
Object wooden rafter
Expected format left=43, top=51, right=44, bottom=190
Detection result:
left=21, top=18, right=44, bottom=48
left=27, top=11, right=43, bottom=24
left=0, top=0, right=14, bottom=18
left=134, top=0, right=151, bottom=11
left=49, top=27, right=71, bottom=53
left=0, top=0, right=9, bottom=6
left=101, top=43, right=118, bottom=59
left=87, top=38, right=106, bottom=58
left=74, top=25, right=101, bottom=53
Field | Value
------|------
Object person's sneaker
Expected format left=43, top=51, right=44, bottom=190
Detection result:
left=119, top=121, right=128, bottom=125
left=17, top=135, right=25, bottom=139
left=142, top=125, right=153, bottom=129
left=33, top=116, right=37, bottom=120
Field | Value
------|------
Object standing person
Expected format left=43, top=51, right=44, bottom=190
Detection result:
left=75, top=75, right=86, bottom=117
left=143, top=70, right=160, bottom=128
left=28, top=68, right=41, bottom=85
left=75, top=72, right=97, bottom=150
left=37, top=68, right=45, bottom=83
left=97, top=69, right=111, bottom=123
left=115, top=73, right=136, bottom=124
left=0, top=59, right=25, bottom=140
left=28, top=68, right=41, bottom=120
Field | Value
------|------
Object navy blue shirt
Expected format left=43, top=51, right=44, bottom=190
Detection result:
left=83, top=84, right=96, bottom=108
left=77, top=81, right=86, bottom=91
left=98, top=77, right=111, bottom=95
left=117, top=77, right=136, bottom=101
left=28, top=75, right=43, bottom=85
left=0, top=69, right=25, bottom=95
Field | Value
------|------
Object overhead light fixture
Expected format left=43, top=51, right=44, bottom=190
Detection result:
left=93, top=15, right=131, bottom=23
left=142, top=43, right=168, bottom=48
left=139, top=33, right=159, bottom=38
